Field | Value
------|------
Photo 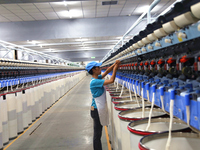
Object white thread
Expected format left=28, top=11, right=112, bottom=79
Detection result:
left=116, top=78, right=119, bottom=92
left=146, top=92, right=155, bottom=130
left=141, top=88, right=145, bottom=118
left=161, top=95, right=165, bottom=112
left=147, top=90, right=150, bottom=102
left=165, top=99, right=174, bottom=150
left=128, top=82, right=133, bottom=101
left=133, top=85, right=140, bottom=107
left=119, top=81, right=125, bottom=97
left=186, top=106, right=190, bottom=126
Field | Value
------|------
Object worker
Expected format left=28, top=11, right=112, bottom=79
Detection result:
left=86, top=60, right=121, bottom=150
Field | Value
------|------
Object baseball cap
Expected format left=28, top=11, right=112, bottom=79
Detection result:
left=85, top=61, right=102, bottom=72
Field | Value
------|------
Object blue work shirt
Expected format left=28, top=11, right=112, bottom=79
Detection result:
left=90, top=74, right=105, bottom=109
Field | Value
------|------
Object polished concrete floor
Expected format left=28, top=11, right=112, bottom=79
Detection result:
left=5, top=76, right=108, bottom=150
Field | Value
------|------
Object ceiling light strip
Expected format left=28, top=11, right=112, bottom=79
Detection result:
left=41, top=47, right=111, bottom=52
left=19, top=40, right=119, bottom=47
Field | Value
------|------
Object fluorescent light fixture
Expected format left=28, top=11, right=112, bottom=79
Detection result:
left=134, top=5, right=149, bottom=14
left=27, top=40, right=40, bottom=45
left=57, top=10, right=70, bottom=17
left=82, top=46, right=91, bottom=49
left=75, top=38, right=88, bottom=42
left=63, top=1, right=67, bottom=6
left=116, top=36, right=123, bottom=39
left=64, top=1, right=80, bottom=5
left=69, top=11, right=72, bottom=18
left=59, top=10, right=72, bottom=18
left=69, top=9, right=82, bottom=18
left=91, top=57, right=96, bottom=59
left=45, top=48, right=55, bottom=51
left=50, top=2, right=65, bottom=6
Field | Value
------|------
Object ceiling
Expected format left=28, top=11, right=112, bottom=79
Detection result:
left=0, top=0, right=176, bottom=63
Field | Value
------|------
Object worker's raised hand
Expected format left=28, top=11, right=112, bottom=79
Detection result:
left=114, top=62, right=120, bottom=71
left=115, top=60, right=121, bottom=65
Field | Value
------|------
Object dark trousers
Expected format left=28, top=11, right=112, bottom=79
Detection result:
left=91, top=109, right=103, bottom=150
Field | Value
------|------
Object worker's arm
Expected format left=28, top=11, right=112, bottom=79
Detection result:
left=101, top=60, right=120, bottom=79
left=103, top=64, right=119, bottom=85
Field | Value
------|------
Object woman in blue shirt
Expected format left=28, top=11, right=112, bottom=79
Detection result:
left=86, top=60, right=121, bottom=150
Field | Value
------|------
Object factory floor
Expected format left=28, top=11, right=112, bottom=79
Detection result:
left=4, top=76, right=109, bottom=150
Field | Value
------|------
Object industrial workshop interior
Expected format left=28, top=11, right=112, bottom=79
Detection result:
left=0, top=0, right=200, bottom=150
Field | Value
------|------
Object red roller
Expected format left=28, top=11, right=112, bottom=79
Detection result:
left=167, top=57, right=175, bottom=64
left=144, top=61, right=149, bottom=66
left=180, top=55, right=190, bottom=63
left=150, top=60, right=155, bottom=65
left=157, top=59, right=165, bottom=64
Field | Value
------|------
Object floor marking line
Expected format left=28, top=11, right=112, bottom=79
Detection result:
left=4, top=76, right=86, bottom=150
left=104, top=126, right=112, bottom=150
left=29, top=123, right=42, bottom=136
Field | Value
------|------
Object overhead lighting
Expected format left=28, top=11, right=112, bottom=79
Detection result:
left=69, top=11, right=72, bottom=18
left=134, top=5, right=149, bottom=14
left=63, top=1, right=74, bottom=18
left=82, top=46, right=91, bottom=49
left=116, top=36, right=123, bottom=39
left=45, top=48, right=55, bottom=51
left=50, top=2, right=68, bottom=6
left=57, top=10, right=72, bottom=18
left=64, top=1, right=80, bottom=5
left=27, top=40, right=40, bottom=45
left=68, top=9, right=82, bottom=18
left=58, top=10, right=70, bottom=17
left=75, top=38, right=88, bottom=42
left=91, top=57, right=96, bottom=59
left=63, top=1, right=67, bottom=6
